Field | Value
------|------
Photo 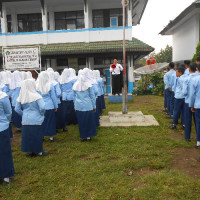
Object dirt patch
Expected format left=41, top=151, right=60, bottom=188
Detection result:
left=171, top=148, right=200, bottom=179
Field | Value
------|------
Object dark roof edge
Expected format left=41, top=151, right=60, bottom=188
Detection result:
left=159, top=2, right=200, bottom=35
left=137, top=0, right=149, bottom=25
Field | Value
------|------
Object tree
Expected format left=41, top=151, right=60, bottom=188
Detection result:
left=192, top=42, right=200, bottom=62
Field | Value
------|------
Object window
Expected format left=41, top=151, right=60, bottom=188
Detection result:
left=93, top=9, right=126, bottom=28
left=57, top=58, right=68, bottom=66
left=7, top=15, right=12, bottom=33
left=55, top=11, right=84, bottom=30
left=18, top=13, right=42, bottom=32
left=78, top=58, right=86, bottom=66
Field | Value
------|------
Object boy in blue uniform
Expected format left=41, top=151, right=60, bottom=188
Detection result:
left=163, top=67, right=169, bottom=112
left=189, top=64, right=200, bottom=148
left=165, top=62, right=175, bottom=117
left=183, top=63, right=198, bottom=141
left=169, top=65, right=186, bottom=130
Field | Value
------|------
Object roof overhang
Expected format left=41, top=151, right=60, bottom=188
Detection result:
left=132, top=0, right=148, bottom=26
left=160, top=2, right=200, bottom=35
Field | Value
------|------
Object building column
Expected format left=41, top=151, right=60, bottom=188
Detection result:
left=51, top=59, right=57, bottom=71
left=84, top=0, right=92, bottom=42
left=49, top=11, right=55, bottom=31
left=41, top=0, right=48, bottom=44
left=1, top=3, right=7, bottom=46
left=128, top=55, right=134, bottom=94
left=88, top=57, right=94, bottom=70
left=11, top=12, right=17, bottom=33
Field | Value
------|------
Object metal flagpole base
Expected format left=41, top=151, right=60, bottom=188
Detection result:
left=122, top=86, right=128, bottom=114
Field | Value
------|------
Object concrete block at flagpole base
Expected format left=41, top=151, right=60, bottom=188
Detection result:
left=108, top=94, right=133, bottom=103
left=100, top=111, right=159, bottom=127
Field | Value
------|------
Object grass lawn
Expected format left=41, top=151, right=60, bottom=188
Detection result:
left=1, top=95, right=200, bottom=200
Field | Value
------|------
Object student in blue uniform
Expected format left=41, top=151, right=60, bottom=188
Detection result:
left=0, top=90, right=15, bottom=185
left=169, top=65, right=186, bottom=130
left=48, top=71, right=63, bottom=131
left=182, top=63, right=198, bottom=141
left=73, top=73, right=97, bottom=142
left=189, top=64, right=200, bottom=148
left=184, top=60, right=190, bottom=76
left=36, top=71, right=58, bottom=142
left=10, top=71, right=23, bottom=131
left=60, top=68, right=77, bottom=128
left=165, top=62, right=175, bottom=117
left=163, top=67, right=170, bottom=112
left=15, top=79, right=48, bottom=157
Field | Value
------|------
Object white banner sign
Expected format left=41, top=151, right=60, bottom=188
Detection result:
left=3, top=47, right=40, bottom=70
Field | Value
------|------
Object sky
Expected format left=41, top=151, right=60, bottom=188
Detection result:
left=132, top=0, right=195, bottom=53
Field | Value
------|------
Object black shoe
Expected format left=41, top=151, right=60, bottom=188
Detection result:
left=37, top=151, right=48, bottom=157
left=166, top=116, right=173, bottom=119
left=49, top=138, right=54, bottom=142
left=26, top=153, right=37, bottom=158
left=185, top=139, right=191, bottom=142
left=168, top=125, right=177, bottom=130
left=81, top=138, right=87, bottom=142
left=16, top=128, right=21, bottom=133
left=1, top=180, right=10, bottom=185
left=63, top=128, right=68, bottom=132
left=195, top=145, right=200, bottom=149
left=182, top=125, right=185, bottom=130
left=87, top=137, right=92, bottom=142
left=162, top=109, right=167, bottom=113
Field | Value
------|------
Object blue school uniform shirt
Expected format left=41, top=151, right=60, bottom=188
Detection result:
left=184, top=68, right=190, bottom=76
left=188, top=74, right=200, bottom=108
left=92, top=84, right=98, bottom=99
left=96, top=81, right=102, bottom=97
left=54, top=83, right=61, bottom=104
left=165, top=69, right=175, bottom=89
left=174, top=75, right=186, bottom=99
left=0, top=96, right=12, bottom=132
left=163, top=73, right=168, bottom=90
left=182, top=73, right=198, bottom=104
left=11, top=87, right=21, bottom=107
left=170, top=72, right=177, bottom=92
left=1, top=85, right=9, bottom=95
left=15, top=99, right=45, bottom=125
left=61, top=79, right=76, bottom=101
left=73, top=87, right=96, bottom=111
left=37, top=85, right=58, bottom=110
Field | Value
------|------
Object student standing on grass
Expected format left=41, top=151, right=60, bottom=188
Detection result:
left=163, top=67, right=170, bottom=112
left=0, top=89, right=15, bottom=185
left=73, top=72, right=97, bottom=142
left=60, top=68, right=77, bottom=129
left=15, top=79, right=48, bottom=157
left=189, top=64, right=200, bottom=148
left=165, top=62, right=175, bottom=118
left=10, top=71, right=23, bottom=131
left=182, top=63, right=198, bottom=141
left=36, top=71, right=58, bottom=142
left=169, top=65, right=186, bottom=130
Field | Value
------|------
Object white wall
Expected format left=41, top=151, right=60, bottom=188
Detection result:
left=172, top=14, right=199, bottom=62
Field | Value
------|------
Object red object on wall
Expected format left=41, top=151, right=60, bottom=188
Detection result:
left=146, top=57, right=156, bottom=65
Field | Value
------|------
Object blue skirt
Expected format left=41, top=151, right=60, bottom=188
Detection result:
left=0, top=128, right=15, bottom=178
left=101, top=95, right=106, bottom=110
left=76, top=110, right=97, bottom=139
left=21, top=125, right=43, bottom=153
left=42, top=109, right=57, bottom=137
left=95, top=99, right=100, bottom=127
left=63, top=100, right=77, bottom=125
left=12, top=107, right=22, bottom=128
left=9, top=124, right=13, bottom=138
left=56, top=102, right=65, bottom=129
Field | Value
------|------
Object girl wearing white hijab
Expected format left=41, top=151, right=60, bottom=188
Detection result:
left=48, top=71, right=63, bottom=131
left=0, top=72, right=9, bottom=95
left=60, top=68, right=77, bottom=129
left=36, top=72, right=58, bottom=142
left=73, top=71, right=97, bottom=142
left=15, top=79, right=48, bottom=157
left=0, top=90, right=15, bottom=184
left=10, top=71, right=23, bottom=130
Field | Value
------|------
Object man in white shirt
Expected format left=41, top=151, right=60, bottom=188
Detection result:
left=109, top=58, right=123, bottom=95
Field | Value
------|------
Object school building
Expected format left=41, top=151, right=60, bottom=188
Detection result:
left=0, top=0, right=154, bottom=94
left=160, top=0, right=200, bottom=63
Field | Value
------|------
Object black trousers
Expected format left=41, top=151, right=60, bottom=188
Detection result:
left=112, top=74, right=122, bottom=95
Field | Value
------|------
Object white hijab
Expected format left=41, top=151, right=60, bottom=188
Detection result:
left=0, top=90, right=7, bottom=100
left=9, top=71, right=22, bottom=90
left=26, top=71, right=33, bottom=79
left=48, top=71, right=58, bottom=86
left=73, top=70, right=92, bottom=92
left=83, top=68, right=97, bottom=85
left=46, top=68, right=54, bottom=73
left=21, top=71, right=27, bottom=81
left=36, top=71, right=51, bottom=95
left=0, top=72, right=6, bottom=88
left=69, top=68, right=77, bottom=80
left=5, top=71, right=12, bottom=87
left=60, top=68, right=74, bottom=84
left=93, top=70, right=102, bottom=81
left=17, top=79, right=42, bottom=104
